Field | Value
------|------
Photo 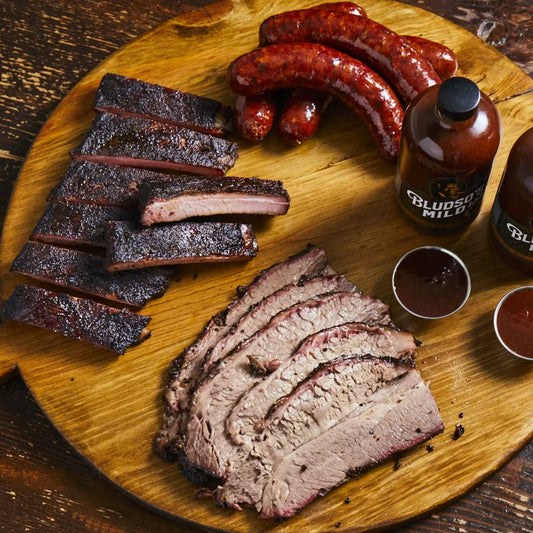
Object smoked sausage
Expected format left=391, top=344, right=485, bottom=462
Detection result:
left=234, top=93, right=277, bottom=141
left=228, top=43, right=404, bottom=160
left=259, top=9, right=441, bottom=105
left=403, top=35, right=458, bottom=80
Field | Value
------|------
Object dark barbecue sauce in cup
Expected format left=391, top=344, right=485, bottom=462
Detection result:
left=494, top=287, right=533, bottom=360
left=393, top=247, right=471, bottom=319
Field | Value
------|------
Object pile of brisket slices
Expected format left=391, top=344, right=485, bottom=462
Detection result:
left=1, top=73, right=289, bottom=354
left=155, top=245, right=444, bottom=519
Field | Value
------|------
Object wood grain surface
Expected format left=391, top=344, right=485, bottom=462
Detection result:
left=1, top=1, right=532, bottom=532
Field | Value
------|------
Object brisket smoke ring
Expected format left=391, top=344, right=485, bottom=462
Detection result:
left=156, top=246, right=443, bottom=518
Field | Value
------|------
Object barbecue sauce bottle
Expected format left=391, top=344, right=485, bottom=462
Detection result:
left=489, top=127, right=533, bottom=271
left=395, top=77, right=501, bottom=232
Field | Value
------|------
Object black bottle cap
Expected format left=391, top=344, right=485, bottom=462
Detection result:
left=437, top=77, right=480, bottom=121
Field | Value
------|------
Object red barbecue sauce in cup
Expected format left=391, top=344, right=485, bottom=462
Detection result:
left=392, top=246, right=471, bottom=319
left=494, top=287, right=533, bottom=360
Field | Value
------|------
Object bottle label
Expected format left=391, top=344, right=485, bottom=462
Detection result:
left=396, top=174, right=489, bottom=228
left=491, top=197, right=533, bottom=259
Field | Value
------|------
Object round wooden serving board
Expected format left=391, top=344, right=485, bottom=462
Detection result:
left=1, top=1, right=532, bottom=531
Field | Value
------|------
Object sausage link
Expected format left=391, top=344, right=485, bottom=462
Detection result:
left=403, top=35, right=458, bottom=80
left=277, top=89, right=332, bottom=145
left=259, top=10, right=441, bottom=105
left=228, top=43, right=404, bottom=160
left=301, top=1, right=366, bottom=17
left=234, top=93, right=277, bottom=141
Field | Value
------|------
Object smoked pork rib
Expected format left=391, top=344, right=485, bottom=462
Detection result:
left=47, top=161, right=167, bottom=209
left=31, top=201, right=134, bottom=248
left=154, top=245, right=335, bottom=460
left=138, top=175, right=290, bottom=226
left=106, top=220, right=258, bottom=271
left=10, top=241, right=171, bottom=308
left=94, top=73, right=233, bottom=136
left=70, top=113, right=238, bottom=176
left=216, top=355, right=444, bottom=518
left=183, top=291, right=391, bottom=480
left=2, top=284, right=151, bottom=354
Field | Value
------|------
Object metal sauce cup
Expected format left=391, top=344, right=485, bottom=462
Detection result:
left=392, top=246, right=471, bottom=319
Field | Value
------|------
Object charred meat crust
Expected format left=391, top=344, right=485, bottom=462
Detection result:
left=95, top=73, right=233, bottom=136
left=138, top=174, right=290, bottom=225
left=47, top=161, right=167, bottom=209
left=31, top=201, right=134, bottom=248
left=10, top=241, right=171, bottom=308
left=2, top=284, right=151, bottom=354
left=70, top=113, right=238, bottom=176
left=105, top=220, right=258, bottom=271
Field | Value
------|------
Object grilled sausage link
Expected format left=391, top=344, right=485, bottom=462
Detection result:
left=403, top=35, right=458, bottom=80
left=259, top=10, right=441, bottom=105
left=234, top=93, right=277, bottom=142
left=228, top=43, right=404, bottom=160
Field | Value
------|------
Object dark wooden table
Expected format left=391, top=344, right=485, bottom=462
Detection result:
left=0, top=1, right=531, bottom=532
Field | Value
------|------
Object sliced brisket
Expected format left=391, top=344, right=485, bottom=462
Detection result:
left=226, top=322, right=417, bottom=445
left=95, top=73, right=233, bottom=136
left=70, top=113, right=238, bottom=177
left=154, top=245, right=334, bottom=459
left=106, top=220, right=258, bottom=271
left=10, top=241, right=171, bottom=308
left=138, top=175, right=290, bottom=226
left=184, top=291, right=391, bottom=480
left=216, top=356, right=443, bottom=517
left=31, top=201, right=134, bottom=248
left=2, top=284, right=151, bottom=354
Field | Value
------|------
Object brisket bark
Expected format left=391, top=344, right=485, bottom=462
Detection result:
left=70, top=113, right=238, bottom=177
left=184, top=291, right=391, bottom=480
left=94, top=73, right=233, bottom=136
left=154, top=245, right=334, bottom=459
left=31, top=201, right=134, bottom=248
left=2, top=284, right=151, bottom=354
left=10, top=241, right=171, bottom=308
left=215, top=355, right=443, bottom=517
left=138, top=175, right=290, bottom=226
left=226, top=322, right=417, bottom=446
left=106, top=220, right=258, bottom=271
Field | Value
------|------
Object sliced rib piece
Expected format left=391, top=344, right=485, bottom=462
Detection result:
left=138, top=175, right=290, bottom=226
left=31, top=201, right=134, bottom=248
left=154, top=245, right=336, bottom=460
left=1, top=284, right=151, bottom=354
left=47, top=161, right=167, bottom=209
left=94, top=73, right=233, bottom=136
left=70, top=113, right=238, bottom=177
left=10, top=241, right=171, bottom=308
left=226, top=322, right=417, bottom=445
left=200, top=275, right=359, bottom=380
left=184, top=291, right=391, bottom=480
left=216, top=355, right=443, bottom=517
left=106, top=220, right=258, bottom=271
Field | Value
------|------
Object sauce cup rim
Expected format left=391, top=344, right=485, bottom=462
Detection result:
left=392, top=245, right=471, bottom=320
left=493, top=285, right=533, bottom=361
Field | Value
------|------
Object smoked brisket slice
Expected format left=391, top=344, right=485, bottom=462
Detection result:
left=138, top=175, right=290, bottom=226
left=2, top=284, right=151, bottom=354
left=215, top=356, right=443, bottom=517
left=31, top=201, right=134, bottom=248
left=199, top=275, right=359, bottom=380
left=154, top=245, right=335, bottom=460
left=226, top=322, right=417, bottom=446
left=94, top=73, right=232, bottom=136
left=106, top=220, right=258, bottom=271
left=10, top=241, right=171, bottom=308
left=47, top=161, right=167, bottom=209
left=184, top=291, right=391, bottom=480
left=71, top=113, right=238, bottom=177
